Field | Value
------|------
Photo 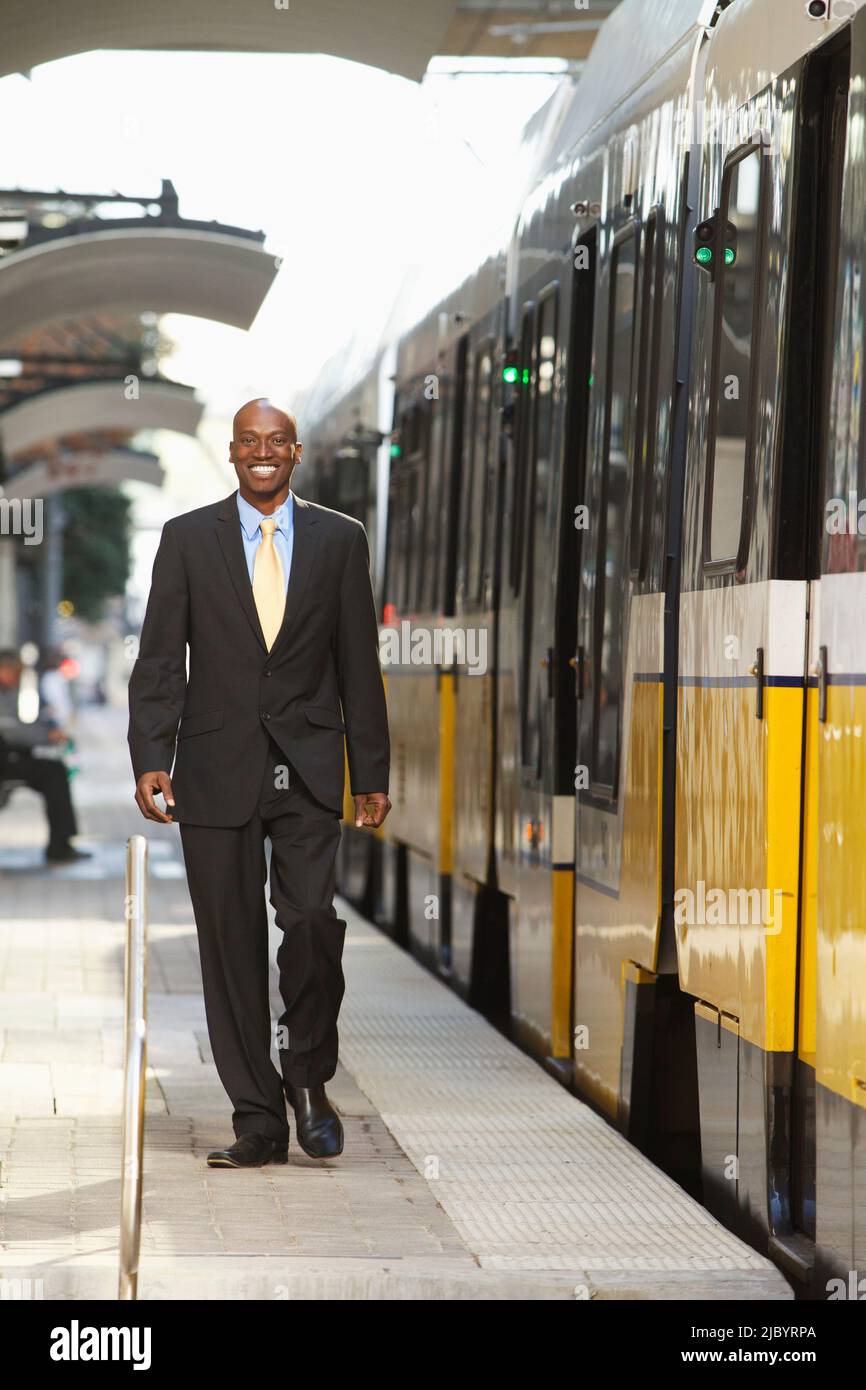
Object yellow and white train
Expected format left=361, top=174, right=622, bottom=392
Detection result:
left=302, top=0, right=866, bottom=1291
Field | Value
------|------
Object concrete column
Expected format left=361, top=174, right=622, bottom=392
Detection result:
left=39, top=493, right=64, bottom=650
left=0, top=537, right=18, bottom=646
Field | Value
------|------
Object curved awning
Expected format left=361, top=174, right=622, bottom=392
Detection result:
left=1, top=447, right=163, bottom=499
left=0, top=379, right=203, bottom=459
left=0, top=0, right=457, bottom=82
left=0, top=228, right=277, bottom=344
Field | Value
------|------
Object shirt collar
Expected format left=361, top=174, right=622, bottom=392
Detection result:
left=236, top=490, right=294, bottom=542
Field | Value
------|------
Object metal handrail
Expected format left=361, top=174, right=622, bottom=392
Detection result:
left=119, top=834, right=148, bottom=1301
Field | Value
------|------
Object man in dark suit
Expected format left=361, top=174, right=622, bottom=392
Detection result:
left=128, top=398, right=390, bottom=1168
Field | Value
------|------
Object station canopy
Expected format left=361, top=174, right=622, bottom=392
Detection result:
left=1, top=445, right=164, bottom=499
left=0, top=379, right=203, bottom=461
left=0, top=182, right=264, bottom=493
left=0, top=191, right=277, bottom=343
left=0, top=1, right=618, bottom=82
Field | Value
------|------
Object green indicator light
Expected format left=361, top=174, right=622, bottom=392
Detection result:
left=502, top=365, right=518, bottom=384
left=521, top=368, right=530, bottom=385
left=390, top=443, right=401, bottom=458
left=724, top=247, right=736, bottom=265
left=695, top=245, right=713, bottom=265
left=588, top=373, right=594, bottom=387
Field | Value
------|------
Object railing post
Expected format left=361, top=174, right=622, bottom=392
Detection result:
left=119, top=834, right=148, bottom=1301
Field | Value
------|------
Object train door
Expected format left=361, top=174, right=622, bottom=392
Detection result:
left=514, top=285, right=561, bottom=1055
left=676, top=31, right=850, bottom=1263
left=495, top=302, right=534, bottom=916
left=798, top=25, right=866, bottom=1283
left=574, top=222, right=638, bottom=1115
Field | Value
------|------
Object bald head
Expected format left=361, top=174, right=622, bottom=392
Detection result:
left=230, top=397, right=302, bottom=513
left=233, top=398, right=298, bottom=443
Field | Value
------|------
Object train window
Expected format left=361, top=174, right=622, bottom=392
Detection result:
left=592, top=225, right=637, bottom=793
left=460, top=351, right=478, bottom=602
left=330, top=446, right=367, bottom=524
left=385, top=403, right=422, bottom=613
left=463, top=339, right=495, bottom=604
left=521, top=283, right=559, bottom=772
left=405, top=461, right=421, bottom=610
left=557, top=229, right=596, bottom=795
left=384, top=467, right=406, bottom=613
left=422, top=387, right=448, bottom=612
left=509, top=303, right=536, bottom=595
left=407, top=406, right=430, bottom=610
left=630, top=208, right=665, bottom=578
left=440, top=335, right=469, bottom=616
left=703, top=146, right=765, bottom=569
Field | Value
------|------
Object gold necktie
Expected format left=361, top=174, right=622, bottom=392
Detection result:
left=252, top=516, right=286, bottom=650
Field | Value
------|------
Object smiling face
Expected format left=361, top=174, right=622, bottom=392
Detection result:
left=229, top=398, right=302, bottom=512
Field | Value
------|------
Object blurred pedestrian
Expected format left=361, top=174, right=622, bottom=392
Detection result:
left=0, top=649, right=90, bottom=864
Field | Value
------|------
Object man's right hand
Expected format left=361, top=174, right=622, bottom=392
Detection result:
left=135, top=771, right=175, bottom=823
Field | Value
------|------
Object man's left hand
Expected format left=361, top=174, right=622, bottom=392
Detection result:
left=354, top=792, right=391, bottom=829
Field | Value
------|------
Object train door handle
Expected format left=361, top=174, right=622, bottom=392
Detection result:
left=540, top=647, right=554, bottom=697
left=569, top=647, right=585, bottom=700
left=811, top=646, right=828, bottom=723
left=747, top=647, right=764, bottom=720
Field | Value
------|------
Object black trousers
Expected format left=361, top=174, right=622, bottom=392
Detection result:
left=179, top=738, right=345, bottom=1143
left=1, top=748, right=77, bottom=849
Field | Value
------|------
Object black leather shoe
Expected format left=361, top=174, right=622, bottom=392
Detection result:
left=285, top=1083, right=344, bottom=1158
left=206, top=1132, right=288, bottom=1168
left=46, top=844, right=93, bottom=864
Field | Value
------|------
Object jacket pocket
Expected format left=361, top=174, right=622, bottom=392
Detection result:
left=303, top=704, right=346, bottom=733
left=177, top=708, right=224, bottom=739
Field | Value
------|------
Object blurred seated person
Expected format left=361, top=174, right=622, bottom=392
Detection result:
left=0, top=648, right=90, bottom=864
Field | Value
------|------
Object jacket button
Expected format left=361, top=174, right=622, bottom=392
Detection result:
left=261, top=711, right=271, bottom=721
left=263, top=668, right=272, bottom=677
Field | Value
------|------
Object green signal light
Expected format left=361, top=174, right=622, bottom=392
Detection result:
left=502, top=365, right=518, bottom=384
left=390, top=443, right=401, bottom=458
left=588, top=373, right=594, bottom=387
left=724, top=246, right=736, bottom=265
left=695, top=245, right=713, bottom=265
left=521, top=368, right=530, bottom=385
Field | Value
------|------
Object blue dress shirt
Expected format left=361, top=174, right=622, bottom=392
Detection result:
left=236, top=491, right=293, bottom=594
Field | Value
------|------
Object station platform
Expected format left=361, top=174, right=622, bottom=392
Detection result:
left=0, top=709, right=791, bottom=1300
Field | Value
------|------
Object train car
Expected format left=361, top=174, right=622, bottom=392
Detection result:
left=380, top=258, right=506, bottom=974
left=675, top=0, right=866, bottom=1288
left=299, top=0, right=866, bottom=1291
left=564, top=0, right=715, bottom=1184
left=301, top=86, right=576, bottom=983
left=378, top=88, right=579, bottom=992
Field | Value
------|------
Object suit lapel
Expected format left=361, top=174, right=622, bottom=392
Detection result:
left=268, top=493, right=320, bottom=661
left=216, top=492, right=267, bottom=650
left=215, top=490, right=320, bottom=659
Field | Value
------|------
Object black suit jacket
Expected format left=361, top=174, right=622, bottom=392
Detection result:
left=127, top=490, right=389, bottom=826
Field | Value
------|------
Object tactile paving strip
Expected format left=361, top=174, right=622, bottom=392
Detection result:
left=336, top=912, right=789, bottom=1289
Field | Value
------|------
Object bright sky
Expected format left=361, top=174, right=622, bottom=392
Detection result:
left=0, top=47, right=564, bottom=599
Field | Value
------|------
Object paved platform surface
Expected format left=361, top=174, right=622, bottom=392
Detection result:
left=0, top=708, right=791, bottom=1300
